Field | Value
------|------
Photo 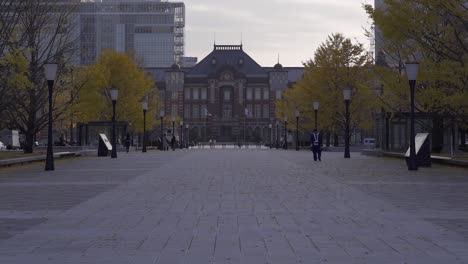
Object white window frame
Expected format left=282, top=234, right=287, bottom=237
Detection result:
left=254, top=104, right=261, bottom=118
left=276, top=90, right=282, bottom=100
left=193, top=88, right=199, bottom=100
left=201, top=88, right=207, bottom=100
left=192, top=104, right=199, bottom=118
left=184, top=104, right=190, bottom=118
left=224, top=89, right=231, bottom=101
left=171, top=105, right=178, bottom=116
left=255, top=88, right=261, bottom=100
left=246, top=87, right=253, bottom=100
left=263, top=104, right=269, bottom=118
left=263, top=88, right=269, bottom=100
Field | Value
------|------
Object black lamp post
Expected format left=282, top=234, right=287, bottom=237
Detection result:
left=269, top=123, right=272, bottom=149
left=276, top=120, right=279, bottom=149
left=374, top=87, right=383, bottom=149
left=141, top=99, right=148, bottom=153
left=295, top=109, right=300, bottom=151
left=160, top=109, right=165, bottom=151
left=313, top=101, right=320, bottom=130
left=44, top=63, right=57, bottom=171
left=343, top=88, right=351, bottom=158
left=180, top=120, right=184, bottom=149
left=185, top=123, right=189, bottom=148
left=171, top=116, right=175, bottom=137
left=405, top=62, right=419, bottom=171
left=284, top=115, right=288, bottom=150
left=110, top=88, right=118, bottom=159
left=375, top=87, right=390, bottom=150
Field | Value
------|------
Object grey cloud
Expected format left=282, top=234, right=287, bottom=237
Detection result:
left=183, top=0, right=372, bottom=66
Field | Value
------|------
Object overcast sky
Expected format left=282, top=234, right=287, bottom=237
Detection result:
left=182, top=0, right=373, bottom=67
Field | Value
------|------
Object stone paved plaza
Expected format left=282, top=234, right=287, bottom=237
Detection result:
left=0, top=149, right=468, bottom=263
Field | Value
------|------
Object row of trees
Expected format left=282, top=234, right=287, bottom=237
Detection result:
left=276, top=33, right=376, bottom=146
left=277, top=0, right=467, bottom=150
left=365, top=0, right=467, bottom=150
left=0, top=1, right=160, bottom=153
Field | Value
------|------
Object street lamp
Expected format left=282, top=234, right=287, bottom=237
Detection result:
left=268, top=123, right=272, bottom=149
left=343, top=87, right=351, bottom=158
left=375, top=87, right=390, bottom=151
left=180, top=120, right=184, bottom=149
left=44, top=63, right=57, bottom=171
left=284, top=115, right=288, bottom=149
left=276, top=120, right=279, bottom=149
left=160, top=109, right=165, bottom=151
left=109, top=88, right=119, bottom=159
left=171, top=115, right=175, bottom=137
left=295, top=109, right=300, bottom=151
left=405, top=62, right=419, bottom=171
left=141, top=98, right=148, bottom=153
left=185, top=123, right=189, bottom=149
left=313, top=101, right=320, bottom=130
left=374, top=87, right=383, bottom=149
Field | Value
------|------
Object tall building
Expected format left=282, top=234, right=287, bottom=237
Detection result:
left=148, top=44, right=304, bottom=143
left=75, top=0, right=185, bottom=67
left=373, top=0, right=401, bottom=68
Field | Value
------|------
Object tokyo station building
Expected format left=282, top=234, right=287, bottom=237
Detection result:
left=147, top=44, right=304, bottom=143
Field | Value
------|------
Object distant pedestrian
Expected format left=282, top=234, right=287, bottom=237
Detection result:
left=162, top=133, right=168, bottom=151
left=171, top=135, right=176, bottom=151
left=124, top=133, right=131, bottom=153
left=156, top=137, right=162, bottom=150
left=165, top=134, right=171, bottom=151
left=311, top=129, right=322, bottom=161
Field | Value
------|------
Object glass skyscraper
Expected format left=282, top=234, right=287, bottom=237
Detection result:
left=75, top=0, right=185, bottom=67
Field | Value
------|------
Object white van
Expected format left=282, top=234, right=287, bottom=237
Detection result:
left=363, top=138, right=376, bottom=148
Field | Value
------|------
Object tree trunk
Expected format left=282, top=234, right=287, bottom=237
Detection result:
left=333, top=134, right=339, bottom=147
left=325, top=132, right=331, bottom=147
left=23, top=130, right=34, bottom=153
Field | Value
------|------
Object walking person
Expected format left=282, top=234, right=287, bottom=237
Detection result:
left=311, top=129, right=322, bottom=161
left=124, top=133, right=131, bottom=153
left=162, top=133, right=168, bottom=151
left=171, top=135, right=176, bottom=151
left=165, top=133, right=171, bottom=151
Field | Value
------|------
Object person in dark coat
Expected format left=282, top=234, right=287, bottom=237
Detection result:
left=124, top=133, right=131, bottom=153
left=310, top=129, right=322, bottom=161
left=170, top=135, right=176, bottom=151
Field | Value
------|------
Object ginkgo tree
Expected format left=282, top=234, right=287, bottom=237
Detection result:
left=277, top=33, right=376, bottom=146
left=365, top=0, right=468, bottom=151
left=74, top=49, right=160, bottom=134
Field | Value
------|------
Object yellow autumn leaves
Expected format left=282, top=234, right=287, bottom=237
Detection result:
left=73, top=50, right=161, bottom=133
left=276, top=33, right=376, bottom=137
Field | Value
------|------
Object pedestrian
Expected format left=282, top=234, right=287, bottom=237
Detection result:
left=310, top=129, right=322, bottom=161
left=124, top=133, right=131, bottom=153
left=171, top=135, right=176, bottom=151
left=162, top=133, right=167, bottom=151
left=165, top=133, right=171, bottom=151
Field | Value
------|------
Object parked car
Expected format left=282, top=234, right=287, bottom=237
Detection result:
left=363, top=138, right=376, bottom=148
left=0, top=141, right=6, bottom=150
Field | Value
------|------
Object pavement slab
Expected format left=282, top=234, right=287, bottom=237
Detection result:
left=0, top=149, right=467, bottom=263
